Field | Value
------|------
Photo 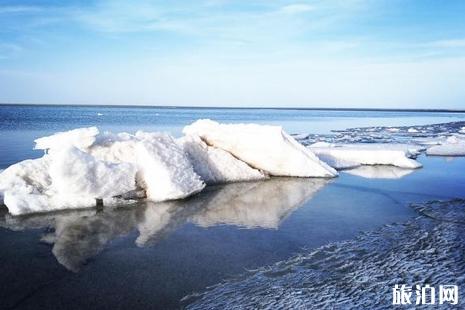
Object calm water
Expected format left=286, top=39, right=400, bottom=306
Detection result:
left=1, top=105, right=465, bottom=309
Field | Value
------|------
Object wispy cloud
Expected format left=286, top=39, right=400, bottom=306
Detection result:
left=427, top=38, right=465, bottom=48
left=0, top=5, right=43, bottom=14
left=1, top=0, right=465, bottom=108
left=0, top=42, right=23, bottom=60
left=280, top=3, right=315, bottom=15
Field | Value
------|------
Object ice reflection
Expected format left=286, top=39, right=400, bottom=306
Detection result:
left=344, top=165, right=416, bottom=179
left=190, top=178, right=328, bottom=229
left=0, top=178, right=329, bottom=271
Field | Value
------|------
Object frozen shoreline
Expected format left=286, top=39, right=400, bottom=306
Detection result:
left=1, top=119, right=463, bottom=215
left=184, top=199, right=465, bottom=309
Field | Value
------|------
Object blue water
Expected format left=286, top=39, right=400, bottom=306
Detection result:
left=2, top=104, right=465, bottom=168
left=1, top=105, right=465, bottom=309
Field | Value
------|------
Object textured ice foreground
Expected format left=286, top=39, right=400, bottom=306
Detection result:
left=308, top=143, right=423, bottom=169
left=184, top=199, right=465, bottom=309
left=184, top=119, right=337, bottom=177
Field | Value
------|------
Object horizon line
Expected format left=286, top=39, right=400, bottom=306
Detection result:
left=1, top=102, right=465, bottom=113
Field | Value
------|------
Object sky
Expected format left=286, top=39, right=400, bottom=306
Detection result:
left=0, top=0, right=465, bottom=109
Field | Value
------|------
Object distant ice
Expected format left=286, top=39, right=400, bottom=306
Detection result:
left=295, top=120, right=465, bottom=146
left=183, top=119, right=337, bottom=177
left=426, top=135, right=465, bottom=156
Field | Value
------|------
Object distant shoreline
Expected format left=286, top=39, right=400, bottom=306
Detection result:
left=1, top=102, right=464, bottom=113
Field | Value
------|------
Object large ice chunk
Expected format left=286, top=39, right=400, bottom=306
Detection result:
left=308, top=143, right=423, bottom=169
left=178, top=135, right=267, bottom=184
left=0, top=146, right=138, bottom=215
left=34, top=127, right=99, bottom=151
left=183, top=120, right=337, bottom=177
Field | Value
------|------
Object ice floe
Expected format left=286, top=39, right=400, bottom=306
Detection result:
left=308, top=142, right=423, bottom=169
left=295, top=120, right=465, bottom=145
left=426, top=135, right=465, bottom=156
left=183, top=119, right=337, bottom=177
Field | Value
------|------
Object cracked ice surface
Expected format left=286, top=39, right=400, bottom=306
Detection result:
left=295, top=121, right=465, bottom=145
left=184, top=199, right=465, bottom=309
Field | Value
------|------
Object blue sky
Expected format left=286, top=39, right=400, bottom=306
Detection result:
left=1, top=0, right=465, bottom=108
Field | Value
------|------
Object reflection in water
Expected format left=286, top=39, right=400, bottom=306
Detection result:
left=190, top=178, right=329, bottom=229
left=51, top=208, right=138, bottom=272
left=0, top=178, right=328, bottom=271
left=343, top=165, right=416, bottom=179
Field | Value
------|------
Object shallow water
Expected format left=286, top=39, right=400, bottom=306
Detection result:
left=1, top=106, right=465, bottom=309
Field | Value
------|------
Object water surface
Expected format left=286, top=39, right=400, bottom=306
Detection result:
left=1, top=105, right=465, bottom=309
